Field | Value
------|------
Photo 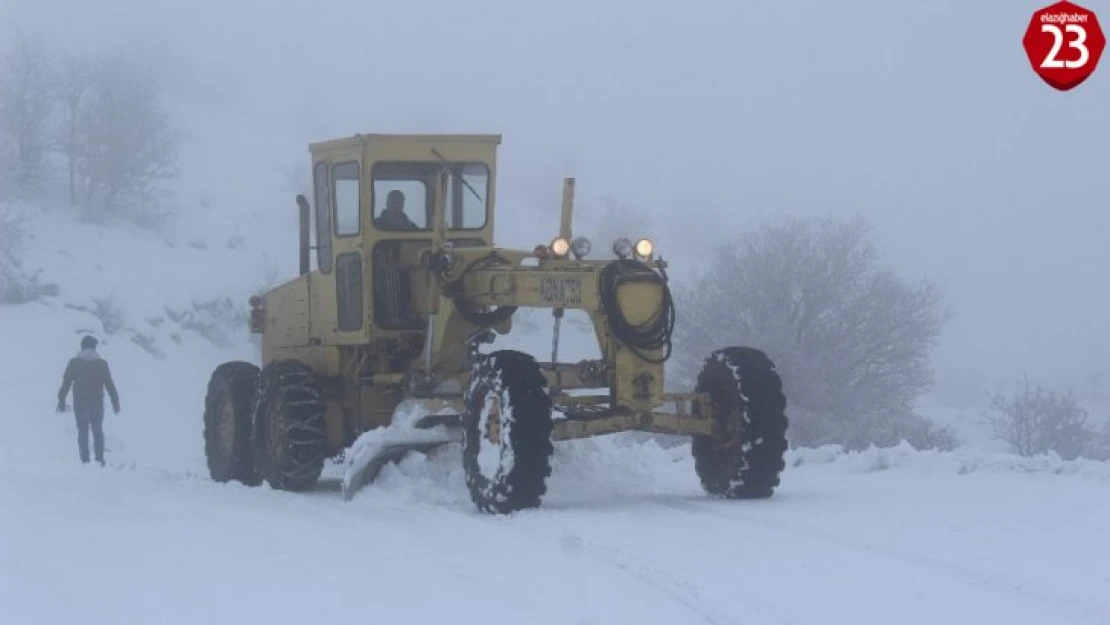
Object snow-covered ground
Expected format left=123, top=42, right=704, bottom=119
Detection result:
left=2, top=207, right=1109, bottom=625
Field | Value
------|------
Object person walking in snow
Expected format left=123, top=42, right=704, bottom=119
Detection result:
left=56, top=336, right=120, bottom=466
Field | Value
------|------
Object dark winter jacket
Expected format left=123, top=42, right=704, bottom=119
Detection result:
left=58, top=348, right=120, bottom=410
left=376, top=207, right=419, bottom=230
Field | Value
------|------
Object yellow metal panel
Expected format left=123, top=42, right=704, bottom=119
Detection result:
left=263, top=275, right=310, bottom=353
left=460, top=265, right=602, bottom=310
left=269, top=345, right=342, bottom=377
left=309, top=267, right=339, bottom=343
left=612, top=345, right=666, bottom=412
left=616, top=281, right=664, bottom=326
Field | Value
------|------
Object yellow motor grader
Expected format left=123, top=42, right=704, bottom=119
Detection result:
left=202, top=133, right=788, bottom=514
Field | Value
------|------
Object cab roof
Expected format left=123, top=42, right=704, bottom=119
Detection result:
left=308, top=133, right=503, bottom=153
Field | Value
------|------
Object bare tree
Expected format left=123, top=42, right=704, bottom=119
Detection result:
left=0, top=29, right=55, bottom=196
left=1081, top=369, right=1106, bottom=405
left=671, top=214, right=953, bottom=450
left=983, top=376, right=1093, bottom=460
left=1090, top=421, right=1110, bottom=461
left=69, top=50, right=181, bottom=223
left=51, top=51, right=92, bottom=207
left=0, top=206, right=26, bottom=291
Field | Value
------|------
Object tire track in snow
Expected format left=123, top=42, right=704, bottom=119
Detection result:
left=401, top=486, right=805, bottom=625
left=648, top=497, right=1107, bottom=625
left=581, top=546, right=727, bottom=625
left=375, top=496, right=768, bottom=625
left=81, top=450, right=1106, bottom=625
left=580, top=539, right=796, bottom=625
left=100, top=461, right=206, bottom=481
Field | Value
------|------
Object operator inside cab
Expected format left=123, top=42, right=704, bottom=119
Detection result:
left=376, top=190, right=419, bottom=231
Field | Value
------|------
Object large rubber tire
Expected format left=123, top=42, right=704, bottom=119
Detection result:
left=462, top=350, right=554, bottom=514
left=691, top=347, right=789, bottom=499
left=203, top=361, right=262, bottom=486
left=251, top=359, right=328, bottom=492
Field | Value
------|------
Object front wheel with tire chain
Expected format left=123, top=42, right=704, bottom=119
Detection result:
left=462, top=349, right=554, bottom=514
left=691, top=346, right=789, bottom=499
left=252, top=359, right=328, bottom=492
left=203, top=360, right=262, bottom=486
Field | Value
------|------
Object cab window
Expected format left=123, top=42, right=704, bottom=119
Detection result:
left=335, top=252, right=363, bottom=331
left=313, top=161, right=332, bottom=272
left=371, top=161, right=488, bottom=231
left=444, top=163, right=489, bottom=230
left=333, top=161, right=360, bottom=236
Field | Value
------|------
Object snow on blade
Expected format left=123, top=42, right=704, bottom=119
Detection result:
left=339, top=400, right=463, bottom=500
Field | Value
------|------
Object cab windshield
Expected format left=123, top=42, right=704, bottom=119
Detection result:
left=371, top=161, right=489, bottom=231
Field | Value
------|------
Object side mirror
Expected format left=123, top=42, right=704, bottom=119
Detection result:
left=296, top=194, right=311, bottom=275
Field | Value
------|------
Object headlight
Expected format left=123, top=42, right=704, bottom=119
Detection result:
left=570, top=236, right=591, bottom=258
left=550, top=236, right=570, bottom=257
left=612, top=237, right=633, bottom=259
left=634, top=238, right=654, bottom=258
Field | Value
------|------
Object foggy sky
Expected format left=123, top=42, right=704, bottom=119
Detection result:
left=4, top=0, right=1108, bottom=391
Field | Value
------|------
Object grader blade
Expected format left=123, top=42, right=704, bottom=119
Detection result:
left=340, top=414, right=463, bottom=501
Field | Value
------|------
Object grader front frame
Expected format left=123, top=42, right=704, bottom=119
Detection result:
left=201, top=133, right=789, bottom=514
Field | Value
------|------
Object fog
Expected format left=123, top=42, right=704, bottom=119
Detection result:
left=5, top=0, right=1108, bottom=391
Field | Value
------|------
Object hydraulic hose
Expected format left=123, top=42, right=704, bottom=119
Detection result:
left=599, top=259, right=675, bottom=363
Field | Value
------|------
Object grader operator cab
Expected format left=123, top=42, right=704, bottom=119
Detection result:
left=202, top=133, right=789, bottom=514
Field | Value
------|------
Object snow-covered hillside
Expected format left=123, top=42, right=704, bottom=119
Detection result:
left=2, top=207, right=1109, bottom=625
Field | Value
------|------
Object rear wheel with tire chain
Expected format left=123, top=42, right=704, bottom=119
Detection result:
left=203, top=361, right=262, bottom=486
left=462, top=350, right=554, bottom=514
left=692, top=346, right=789, bottom=499
left=252, top=359, right=328, bottom=491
